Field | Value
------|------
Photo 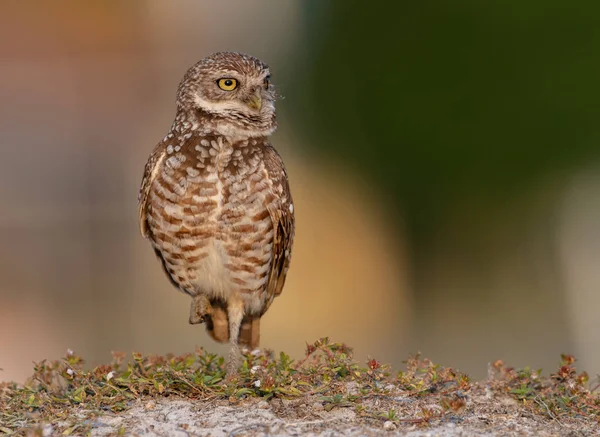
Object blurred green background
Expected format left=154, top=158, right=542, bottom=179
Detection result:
left=295, top=0, right=600, bottom=234
left=1, top=0, right=599, bottom=382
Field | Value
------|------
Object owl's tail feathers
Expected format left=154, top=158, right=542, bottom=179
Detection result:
left=239, top=316, right=260, bottom=350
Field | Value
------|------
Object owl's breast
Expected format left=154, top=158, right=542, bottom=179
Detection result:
left=146, top=135, right=276, bottom=313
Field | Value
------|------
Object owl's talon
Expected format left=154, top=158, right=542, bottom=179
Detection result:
left=189, top=295, right=212, bottom=325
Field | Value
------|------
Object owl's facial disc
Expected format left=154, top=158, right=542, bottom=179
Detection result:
left=177, top=52, right=277, bottom=136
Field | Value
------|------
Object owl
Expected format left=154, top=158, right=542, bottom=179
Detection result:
left=138, top=52, right=295, bottom=375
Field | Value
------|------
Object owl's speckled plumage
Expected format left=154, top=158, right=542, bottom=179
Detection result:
left=138, top=52, right=294, bottom=374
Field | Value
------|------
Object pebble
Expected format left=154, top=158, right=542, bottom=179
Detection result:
left=383, top=420, right=397, bottom=431
left=312, top=402, right=324, bottom=411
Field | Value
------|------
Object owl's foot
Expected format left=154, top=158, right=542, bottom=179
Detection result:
left=189, top=295, right=212, bottom=325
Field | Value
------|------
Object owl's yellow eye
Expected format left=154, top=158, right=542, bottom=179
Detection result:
left=217, top=78, right=238, bottom=91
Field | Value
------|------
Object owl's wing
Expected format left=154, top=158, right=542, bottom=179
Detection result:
left=138, top=142, right=167, bottom=238
left=263, top=145, right=295, bottom=310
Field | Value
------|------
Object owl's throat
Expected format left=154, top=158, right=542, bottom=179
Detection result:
left=189, top=107, right=277, bottom=139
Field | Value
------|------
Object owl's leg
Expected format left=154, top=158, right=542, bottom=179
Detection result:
left=189, top=294, right=212, bottom=325
left=226, top=295, right=245, bottom=377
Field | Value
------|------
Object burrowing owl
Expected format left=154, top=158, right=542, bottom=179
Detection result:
left=138, top=52, right=294, bottom=374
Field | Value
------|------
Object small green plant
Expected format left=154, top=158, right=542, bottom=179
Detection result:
left=491, top=354, right=600, bottom=421
left=380, top=408, right=399, bottom=421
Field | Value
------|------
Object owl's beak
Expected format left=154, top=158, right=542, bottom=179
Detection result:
left=245, top=92, right=262, bottom=111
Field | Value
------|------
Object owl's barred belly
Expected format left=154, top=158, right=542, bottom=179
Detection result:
left=148, top=168, right=275, bottom=315
left=185, top=238, right=239, bottom=298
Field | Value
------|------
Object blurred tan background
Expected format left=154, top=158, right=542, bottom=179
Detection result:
left=1, top=1, right=599, bottom=383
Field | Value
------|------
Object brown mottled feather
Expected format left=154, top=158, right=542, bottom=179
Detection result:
left=263, top=146, right=295, bottom=309
left=138, top=143, right=166, bottom=238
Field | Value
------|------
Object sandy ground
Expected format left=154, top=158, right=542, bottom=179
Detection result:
left=34, top=395, right=596, bottom=437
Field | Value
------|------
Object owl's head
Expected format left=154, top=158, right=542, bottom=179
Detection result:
left=176, top=52, right=277, bottom=137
